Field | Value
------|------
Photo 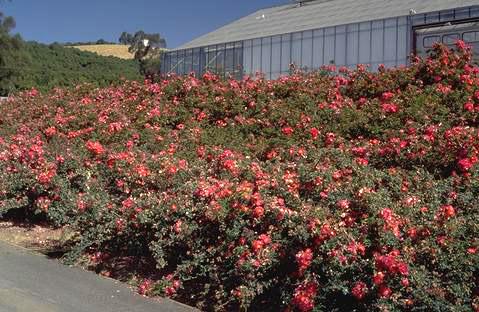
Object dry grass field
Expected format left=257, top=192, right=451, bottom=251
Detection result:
left=70, top=44, right=135, bottom=59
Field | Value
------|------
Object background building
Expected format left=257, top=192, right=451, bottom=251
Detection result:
left=160, top=0, right=479, bottom=79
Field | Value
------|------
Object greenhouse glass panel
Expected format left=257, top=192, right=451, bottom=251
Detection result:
left=176, top=51, right=183, bottom=75
left=324, top=27, right=335, bottom=65
left=439, top=10, right=454, bottom=21
left=192, top=48, right=200, bottom=75
left=169, top=54, right=173, bottom=73
left=271, top=35, right=282, bottom=76
left=397, top=23, right=408, bottom=61
left=281, top=34, right=291, bottom=73
left=455, top=7, right=472, bottom=20
left=225, top=44, right=235, bottom=77
left=302, top=30, right=313, bottom=70
left=442, top=33, right=460, bottom=46
left=425, top=12, right=439, bottom=24
left=167, top=54, right=172, bottom=73
left=200, top=48, right=208, bottom=73
left=209, top=46, right=219, bottom=72
left=398, top=16, right=408, bottom=27
left=180, top=50, right=187, bottom=75
left=252, top=38, right=262, bottom=74
left=335, top=25, right=346, bottom=66
left=423, top=36, right=440, bottom=48
left=371, top=20, right=384, bottom=63
left=312, top=29, right=324, bottom=69
left=471, top=7, right=479, bottom=18
left=234, top=42, right=243, bottom=79
left=176, top=52, right=183, bottom=74
left=243, top=40, right=252, bottom=75
left=160, top=55, right=164, bottom=73
left=291, top=32, right=302, bottom=67
left=174, top=51, right=181, bottom=74
left=216, top=44, right=225, bottom=76
left=346, top=24, right=359, bottom=66
left=171, top=52, right=177, bottom=74
left=359, top=22, right=371, bottom=64
left=463, top=31, right=479, bottom=43
left=170, top=52, right=178, bottom=74
left=384, top=19, right=398, bottom=62
left=184, top=49, right=193, bottom=74
left=262, top=37, right=272, bottom=78
left=162, top=54, right=168, bottom=73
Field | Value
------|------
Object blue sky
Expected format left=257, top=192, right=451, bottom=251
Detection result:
left=2, top=0, right=286, bottom=48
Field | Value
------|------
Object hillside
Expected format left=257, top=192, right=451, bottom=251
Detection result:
left=70, top=44, right=134, bottom=59
left=9, top=42, right=142, bottom=94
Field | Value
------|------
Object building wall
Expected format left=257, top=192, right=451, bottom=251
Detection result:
left=161, top=5, right=479, bottom=79
left=242, top=16, right=410, bottom=79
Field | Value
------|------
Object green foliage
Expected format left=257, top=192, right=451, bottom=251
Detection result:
left=0, top=11, right=27, bottom=95
left=14, top=42, right=141, bottom=93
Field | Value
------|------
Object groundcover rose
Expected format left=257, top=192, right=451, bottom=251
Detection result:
left=0, top=42, right=478, bottom=311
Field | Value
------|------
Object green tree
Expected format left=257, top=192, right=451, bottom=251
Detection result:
left=0, top=11, right=27, bottom=95
left=119, top=31, right=133, bottom=45
left=123, top=30, right=166, bottom=76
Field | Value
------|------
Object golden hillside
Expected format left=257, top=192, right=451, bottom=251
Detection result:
left=71, top=44, right=135, bottom=59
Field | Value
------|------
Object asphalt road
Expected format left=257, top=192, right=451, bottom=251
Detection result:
left=0, top=241, right=197, bottom=312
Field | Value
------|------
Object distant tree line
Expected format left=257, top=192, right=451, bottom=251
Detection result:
left=62, top=39, right=116, bottom=46
left=119, top=30, right=167, bottom=48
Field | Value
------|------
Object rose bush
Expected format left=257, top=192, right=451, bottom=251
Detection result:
left=0, top=42, right=478, bottom=311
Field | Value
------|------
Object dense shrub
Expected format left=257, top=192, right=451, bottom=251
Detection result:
left=0, top=43, right=478, bottom=311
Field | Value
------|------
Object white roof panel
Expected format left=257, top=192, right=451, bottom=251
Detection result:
left=174, top=0, right=479, bottom=50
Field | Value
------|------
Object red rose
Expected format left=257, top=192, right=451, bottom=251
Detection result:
left=44, top=126, right=57, bottom=137
left=253, top=206, right=264, bottom=218
left=373, top=272, right=386, bottom=285
left=282, top=126, right=294, bottom=136
left=381, top=103, right=398, bottom=113
left=458, top=158, right=473, bottom=172
left=381, top=92, right=395, bottom=101
left=85, top=140, right=105, bottom=156
left=251, top=240, right=264, bottom=253
left=442, top=205, right=456, bottom=219
left=336, top=199, right=351, bottom=210
left=378, top=285, right=392, bottom=298
left=351, top=281, right=368, bottom=300
left=296, top=248, right=314, bottom=272
left=464, top=101, right=474, bottom=111
left=324, top=132, right=336, bottom=146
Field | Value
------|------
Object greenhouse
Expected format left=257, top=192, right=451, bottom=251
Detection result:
left=160, top=0, right=479, bottom=79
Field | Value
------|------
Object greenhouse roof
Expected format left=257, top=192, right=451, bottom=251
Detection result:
left=174, top=0, right=479, bottom=50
